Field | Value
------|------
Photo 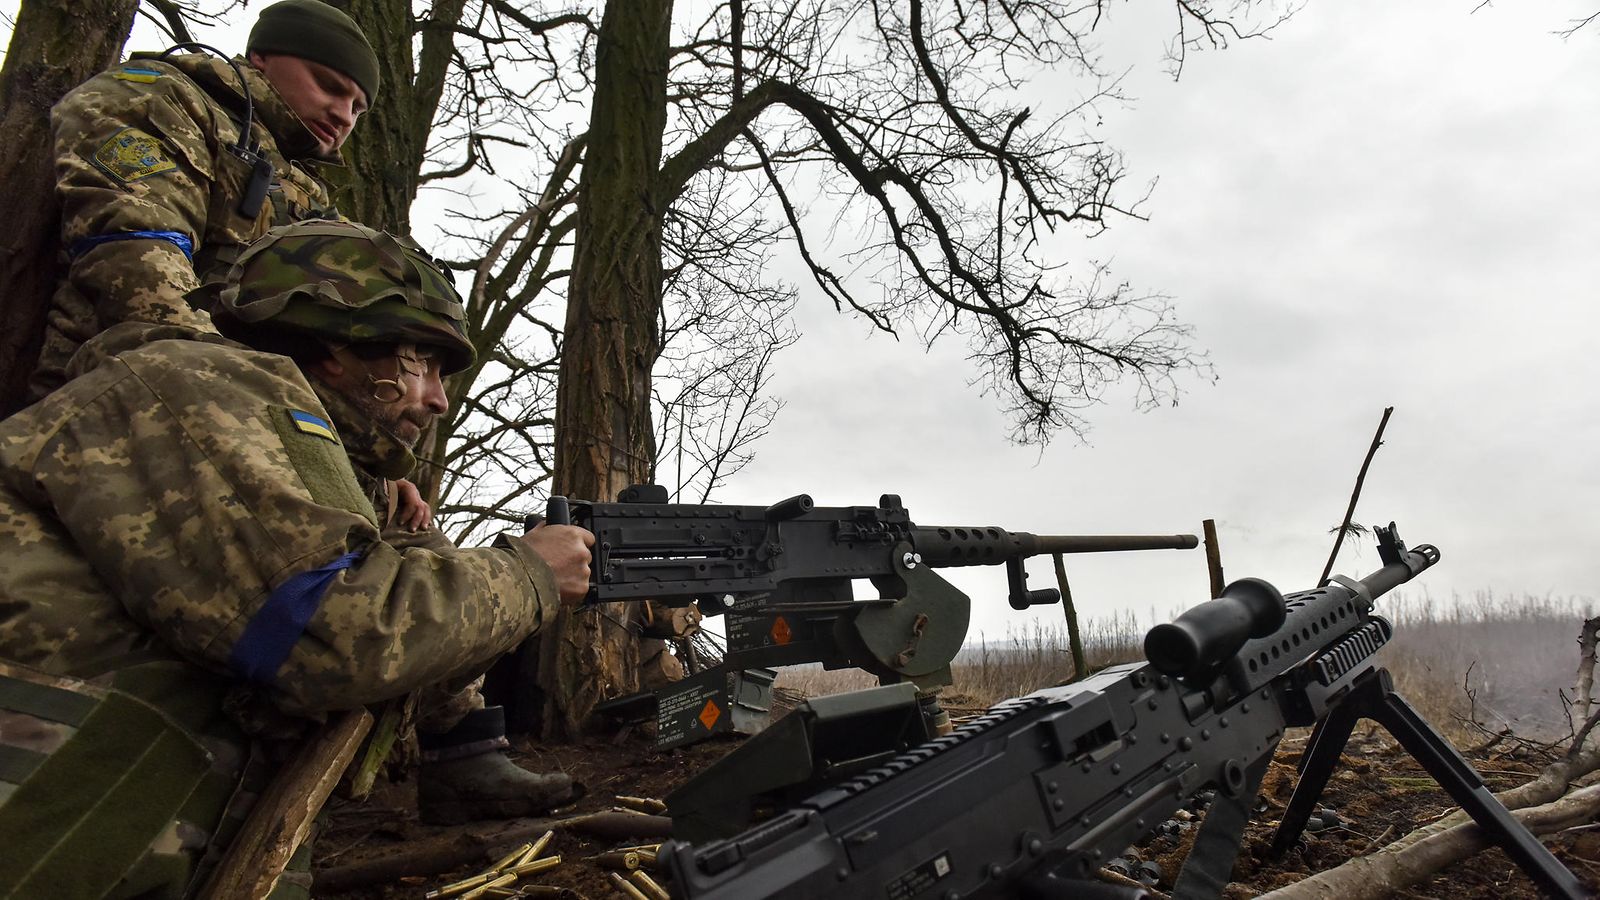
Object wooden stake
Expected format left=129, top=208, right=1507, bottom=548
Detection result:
left=1052, top=553, right=1088, bottom=682
left=1202, top=518, right=1225, bottom=598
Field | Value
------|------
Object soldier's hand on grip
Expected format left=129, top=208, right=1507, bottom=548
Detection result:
left=519, top=523, right=594, bottom=606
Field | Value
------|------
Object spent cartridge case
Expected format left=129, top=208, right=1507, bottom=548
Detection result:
left=629, top=870, right=672, bottom=900
left=489, top=842, right=534, bottom=874
left=508, top=855, right=562, bottom=877
left=594, top=850, right=641, bottom=870
left=615, top=795, right=668, bottom=814
left=518, top=830, right=556, bottom=866
left=460, top=873, right=517, bottom=900
left=609, top=872, right=651, bottom=900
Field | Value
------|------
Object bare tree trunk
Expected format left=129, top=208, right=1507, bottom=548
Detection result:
left=535, top=0, right=672, bottom=738
left=0, top=0, right=137, bottom=417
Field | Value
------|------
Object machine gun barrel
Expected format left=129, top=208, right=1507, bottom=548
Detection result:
left=1023, top=532, right=1199, bottom=554
left=909, top=527, right=1198, bottom=567
left=911, top=527, right=1200, bottom=610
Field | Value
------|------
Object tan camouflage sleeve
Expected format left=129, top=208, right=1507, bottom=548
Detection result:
left=50, top=66, right=227, bottom=343
left=32, top=336, right=558, bottom=716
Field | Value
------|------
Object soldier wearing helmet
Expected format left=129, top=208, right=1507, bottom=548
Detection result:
left=29, top=0, right=380, bottom=400
left=214, top=220, right=584, bottom=823
left=0, top=220, right=593, bottom=896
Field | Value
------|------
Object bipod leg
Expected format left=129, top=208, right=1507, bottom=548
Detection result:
left=1295, top=715, right=1333, bottom=775
left=1270, top=696, right=1361, bottom=857
left=1363, top=668, right=1588, bottom=900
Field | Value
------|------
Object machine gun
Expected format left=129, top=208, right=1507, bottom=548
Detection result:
left=540, top=484, right=1197, bottom=696
left=536, top=485, right=1199, bottom=746
left=656, top=526, right=1588, bottom=900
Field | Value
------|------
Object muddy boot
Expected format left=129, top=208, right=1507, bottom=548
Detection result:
left=417, top=706, right=577, bottom=825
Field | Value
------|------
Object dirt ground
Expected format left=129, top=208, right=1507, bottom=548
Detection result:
left=311, top=723, right=1599, bottom=900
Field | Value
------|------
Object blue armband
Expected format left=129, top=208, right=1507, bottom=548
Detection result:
left=69, top=230, right=194, bottom=261
left=229, top=550, right=362, bottom=685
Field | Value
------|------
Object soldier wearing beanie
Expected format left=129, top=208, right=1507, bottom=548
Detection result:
left=29, top=0, right=379, bottom=400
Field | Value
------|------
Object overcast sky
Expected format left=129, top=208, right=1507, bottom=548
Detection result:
left=8, top=0, right=1595, bottom=641
left=714, top=0, right=1600, bottom=638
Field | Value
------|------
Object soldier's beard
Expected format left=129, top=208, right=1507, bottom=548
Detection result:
left=343, top=387, right=430, bottom=449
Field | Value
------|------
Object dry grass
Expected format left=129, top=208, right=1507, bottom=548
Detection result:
left=774, top=592, right=1595, bottom=739
left=1381, top=590, right=1594, bottom=741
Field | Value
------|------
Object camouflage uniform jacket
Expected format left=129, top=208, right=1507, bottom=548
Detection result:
left=32, top=52, right=338, bottom=397
left=0, top=323, right=558, bottom=718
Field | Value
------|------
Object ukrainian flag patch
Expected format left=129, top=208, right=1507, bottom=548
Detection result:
left=113, top=66, right=163, bottom=84
left=269, top=406, right=375, bottom=525
left=287, top=409, right=339, bottom=443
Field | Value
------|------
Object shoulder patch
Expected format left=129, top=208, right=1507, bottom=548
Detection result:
left=269, top=406, right=379, bottom=527
left=287, top=409, right=338, bottom=443
left=90, top=127, right=177, bottom=184
left=113, top=67, right=163, bottom=84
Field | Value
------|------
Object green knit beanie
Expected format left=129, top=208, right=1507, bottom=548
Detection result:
left=247, top=0, right=380, bottom=104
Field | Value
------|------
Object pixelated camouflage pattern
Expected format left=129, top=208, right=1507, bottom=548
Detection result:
left=31, top=52, right=339, bottom=398
left=0, top=323, right=557, bottom=718
left=215, top=220, right=477, bottom=374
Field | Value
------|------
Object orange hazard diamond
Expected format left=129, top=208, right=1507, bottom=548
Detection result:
left=770, top=616, right=792, bottom=645
left=698, top=699, right=722, bottom=730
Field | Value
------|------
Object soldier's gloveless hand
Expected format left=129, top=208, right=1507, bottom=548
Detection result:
left=518, top=524, right=595, bottom=607
left=392, top=478, right=433, bottom=531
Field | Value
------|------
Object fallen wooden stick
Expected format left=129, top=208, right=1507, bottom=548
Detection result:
left=1258, top=781, right=1600, bottom=899
left=200, top=707, right=374, bottom=900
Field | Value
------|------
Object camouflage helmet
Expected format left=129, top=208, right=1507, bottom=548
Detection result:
left=215, top=219, right=476, bottom=374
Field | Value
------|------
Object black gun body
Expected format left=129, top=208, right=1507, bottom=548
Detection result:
left=664, top=664, right=1286, bottom=900
left=579, top=502, right=898, bottom=603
